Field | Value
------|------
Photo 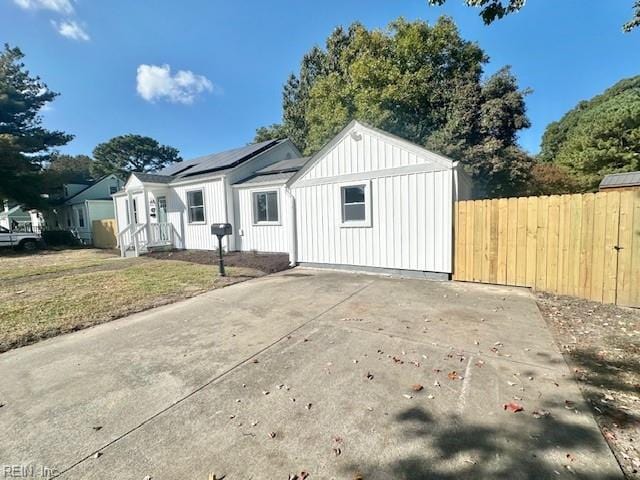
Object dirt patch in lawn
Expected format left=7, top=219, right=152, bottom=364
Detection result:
left=148, top=249, right=291, bottom=274
left=537, top=293, right=640, bottom=479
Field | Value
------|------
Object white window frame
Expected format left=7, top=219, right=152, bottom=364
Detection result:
left=339, top=180, right=371, bottom=228
left=76, top=207, right=85, bottom=228
left=252, top=189, right=280, bottom=226
left=186, top=189, right=206, bottom=224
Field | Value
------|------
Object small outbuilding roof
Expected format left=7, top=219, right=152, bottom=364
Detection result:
left=159, top=139, right=287, bottom=178
left=599, top=171, right=640, bottom=189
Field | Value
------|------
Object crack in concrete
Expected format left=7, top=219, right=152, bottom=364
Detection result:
left=52, top=279, right=375, bottom=478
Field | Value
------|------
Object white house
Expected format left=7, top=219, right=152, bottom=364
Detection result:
left=44, top=174, right=124, bottom=243
left=113, top=121, right=472, bottom=277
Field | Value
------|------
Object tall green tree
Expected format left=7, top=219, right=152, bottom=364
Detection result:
left=0, top=45, right=72, bottom=208
left=426, top=1, right=640, bottom=32
left=539, top=76, right=640, bottom=191
left=91, top=134, right=182, bottom=177
left=257, top=18, right=533, bottom=196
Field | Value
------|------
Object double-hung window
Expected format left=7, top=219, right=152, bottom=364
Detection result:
left=77, top=208, right=85, bottom=228
left=187, top=190, right=205, bottom=223
left=253, top=191, right=279, bottom=224
left=340, top=181, right=371, bottom=227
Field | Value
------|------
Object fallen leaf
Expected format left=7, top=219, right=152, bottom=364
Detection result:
left=92, top=426, right=102, bottom=431
left=411, top=384, right=424, bottom=392
left=252, top=359, right=259, bottom=364
left=447, top=371, right=459, bottom=380
left=475, top=360, right=485, bottom=368
left=93, top=452, right=102, bottom=459
left=427, top=394, right=435, bottom=399
left=365, top=372, right=374, bottom=380
left=268, top=431, right=276, bottom=439
left=403, top=394, right=414, bottom=400
left=305, top=403, right=312, bottom=410
left=503, top=402, right=524, bottom=413
left=262, top=391, right=270, bottom=395
left=333, top=447, right=342, bottom=456
left=532, top=410, right=550, bottom=419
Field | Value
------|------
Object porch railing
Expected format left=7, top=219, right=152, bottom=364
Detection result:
left=117, top=222, right=173, bottom=257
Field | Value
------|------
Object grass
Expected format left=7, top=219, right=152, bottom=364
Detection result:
left=0, top=248, right=121, bottom=281
left=0, top=249, right=262, bottom=353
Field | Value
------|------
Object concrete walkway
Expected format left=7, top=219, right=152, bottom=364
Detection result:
left=0, top=269, right=622, bottom=479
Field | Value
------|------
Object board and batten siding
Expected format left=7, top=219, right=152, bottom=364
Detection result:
left=233, top=185, right=291, bottom=253
left=291, top=122, right=456, bottom=273
left=168, top=178, right=227, bottom=250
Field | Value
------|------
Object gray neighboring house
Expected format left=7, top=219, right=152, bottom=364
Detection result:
left=42, top=174, right=124, bottom=244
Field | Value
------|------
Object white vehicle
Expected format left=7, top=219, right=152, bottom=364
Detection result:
left=0, top=226, right=43, bottom=250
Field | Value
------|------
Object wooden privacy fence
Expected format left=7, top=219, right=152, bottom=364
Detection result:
left=92, top=219, right=117, bottom=249
left=453, top=191, right=640, bottom=308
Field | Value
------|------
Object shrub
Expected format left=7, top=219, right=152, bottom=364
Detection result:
left=42, top=230, right=81, bottom=246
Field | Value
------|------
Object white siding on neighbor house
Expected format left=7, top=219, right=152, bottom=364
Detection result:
left=168, top=178, right=227, bottom=250
left=293, top=170, right=453, bottom=273
left=233, top=185, right=291, bottom=253
left=87, top=201, right=115, bottom=222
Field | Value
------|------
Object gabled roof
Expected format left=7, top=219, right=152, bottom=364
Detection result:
left=63, top=174, right=120, bottom=203
left=287, top=120, right=455, bottom=187
left=158, top=139, right=287, bottom=178
left=600, top=171, right=640, bottom=189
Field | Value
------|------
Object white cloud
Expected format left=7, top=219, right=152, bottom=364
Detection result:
left=136, top=64, right=218, bottom=105
left=52, top=20, right=89, bottom=41
left=13, top=0, right=74, bottom=14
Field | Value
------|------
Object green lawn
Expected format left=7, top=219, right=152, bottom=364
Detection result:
left=0, top=249, right=261, bottom=352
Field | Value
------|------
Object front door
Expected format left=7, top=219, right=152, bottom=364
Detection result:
left=157, top=196, right=168, bottom=240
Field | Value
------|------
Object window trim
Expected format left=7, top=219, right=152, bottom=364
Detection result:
left=339, top=180, right=371, bottom=228
left=252, top=189, right=281, bottom=226
left=76, top=207, right=86, bottom=228
left=186, top=189, right=206, bottom=224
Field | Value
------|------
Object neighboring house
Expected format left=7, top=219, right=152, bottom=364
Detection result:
left=599, top=171, right=640, bottom=192
left=113, top=121, right=472, bottom=277
left=45, top=174, right=124, bottom=244
left=0, top=202, right=32, bottom=231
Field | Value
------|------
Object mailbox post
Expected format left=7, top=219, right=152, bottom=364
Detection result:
left=211, top=223, right=233, bottom=276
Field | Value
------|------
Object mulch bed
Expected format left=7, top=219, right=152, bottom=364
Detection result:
left=147, top=249, right=291, bottom=274
left=537, top=292, right=640, bottom=479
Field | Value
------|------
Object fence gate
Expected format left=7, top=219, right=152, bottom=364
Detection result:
left=453, top=191, right=640, bottom=308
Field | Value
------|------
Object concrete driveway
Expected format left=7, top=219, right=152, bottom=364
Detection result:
left=0, top=269, right=622, bottom=479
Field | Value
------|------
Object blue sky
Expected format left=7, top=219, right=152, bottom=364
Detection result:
left=1, top=0, right=638, bottom=159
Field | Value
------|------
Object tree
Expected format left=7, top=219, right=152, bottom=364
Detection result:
left=426, top=0, right=640, bottom=32
left=539, top=76, right=640, bottom=191
left=41, top=154, right=93, bottom=197
left=524, top=162, right=580, bottom=196
left=0, top=45, right=72, bottom=208
left=257, top=18, right=533, bottom=196
left=91, top=134, right=182, bottom=177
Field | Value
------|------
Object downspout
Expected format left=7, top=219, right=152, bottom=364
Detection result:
left=286, top=187, right=297, bottom=267
left=223, top=176, right=235, bottom=252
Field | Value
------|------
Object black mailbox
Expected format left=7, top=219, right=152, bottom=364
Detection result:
left=211, top=223, right=232, bottom=236
left=211, top=223, right=232, bottom=276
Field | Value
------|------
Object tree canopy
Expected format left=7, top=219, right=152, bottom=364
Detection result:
left=41, top=154, right=94, bottom=197
left=539, top=76, right=640, bottom=191
left=257, top=17, right=533, bottom=197
left=91, top=134, right=182, bottom=177
left=0, top=45, right=72, bottom=208
left=426, top=0, right=640, bottom=32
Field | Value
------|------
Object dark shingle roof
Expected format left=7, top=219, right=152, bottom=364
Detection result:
left=234, top=171, right=298, bottom=186
left=159, top=139, right=286, bottom=178
left=256, top=157, right=310, bottom=174
left=133, top=173, right=175, bottom=184
left=233, top=157, right=310, bottom=187
left=600, top=171, right=640, bottom=189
